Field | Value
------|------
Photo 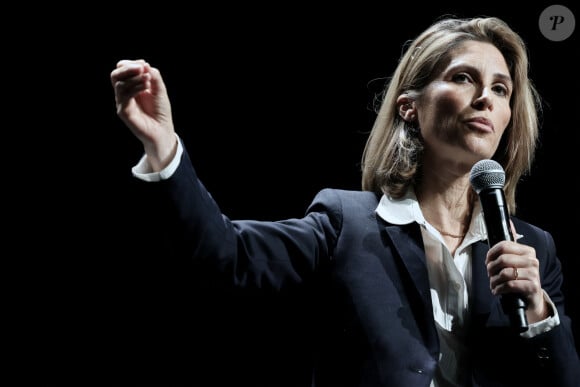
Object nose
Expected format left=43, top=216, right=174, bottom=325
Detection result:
left=472, top=87, right=493, bottom=111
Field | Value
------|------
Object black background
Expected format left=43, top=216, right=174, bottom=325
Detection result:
left=12, top=1, right=579, bottom=384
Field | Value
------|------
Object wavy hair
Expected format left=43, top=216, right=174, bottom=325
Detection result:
left=360, top=16, right=541, bottom=214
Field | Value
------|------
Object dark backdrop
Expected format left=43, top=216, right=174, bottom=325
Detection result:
left=16, top=1, right=578, bottom=384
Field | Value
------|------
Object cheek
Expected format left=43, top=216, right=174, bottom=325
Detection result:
left=421, top=95, right=465, bottom=133
left=496, top=105, right=512, bottom=133
left=421, top=87, right=464, bottom=120
left=434, top=86, right=468, bottom=113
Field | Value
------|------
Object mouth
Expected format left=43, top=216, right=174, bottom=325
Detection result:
left=465, top=117, right=494, bottom=132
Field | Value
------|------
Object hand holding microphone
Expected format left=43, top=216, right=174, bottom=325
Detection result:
left=470, top=159, right=547, bottom=332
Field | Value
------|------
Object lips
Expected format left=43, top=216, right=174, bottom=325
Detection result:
left=465, top=117, right=494, bottom=132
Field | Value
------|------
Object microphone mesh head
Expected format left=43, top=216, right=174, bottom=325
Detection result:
left=469, top=159, right=505, bottom=193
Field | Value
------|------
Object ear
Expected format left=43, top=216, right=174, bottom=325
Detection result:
left=396, top=95, right=417, bottom=122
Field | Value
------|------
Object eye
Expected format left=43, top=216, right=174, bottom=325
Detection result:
left=452, top=73, right=472, bottom=83
left=492, top=84, right=509, bottom=97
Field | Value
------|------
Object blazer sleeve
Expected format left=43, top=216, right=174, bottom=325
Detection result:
left=513, top=218, right=580, bottom=385
left=141, top=146, right=342, bottom=292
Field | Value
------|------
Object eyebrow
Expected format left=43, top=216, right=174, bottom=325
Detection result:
left=493, top=73, right=513, bottom=86
left=447, top=63, right=513, bottom=86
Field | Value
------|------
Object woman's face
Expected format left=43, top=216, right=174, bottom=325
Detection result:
left=416, top=40, right=513, bottom=167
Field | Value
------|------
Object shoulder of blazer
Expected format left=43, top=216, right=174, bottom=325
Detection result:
left=309, top=188, right=381, bottom=214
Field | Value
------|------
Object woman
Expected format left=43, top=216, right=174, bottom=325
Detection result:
left=111, top=16, right=579, bottom=387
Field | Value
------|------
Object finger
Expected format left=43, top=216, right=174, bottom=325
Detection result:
left=146, top=66, right=166, bottom=95
left=110, top=61, right=150, bottom=85
left=115, top=58, right=148, bottom=68
left=489, top=266, right=528, bottom=294
left=486, top=250, right=536, bottom=279
left=112, top=67, right=151, bottom=96
left=485, top=239, right=534, bottom=265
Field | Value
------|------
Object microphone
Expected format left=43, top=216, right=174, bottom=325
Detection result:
left=469, top=159, right=528, bottom=332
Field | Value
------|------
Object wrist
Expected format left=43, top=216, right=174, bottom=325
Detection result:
left=145, top=132, right=178, bottom=172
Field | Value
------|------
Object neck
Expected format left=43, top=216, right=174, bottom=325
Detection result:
left=415, top=184, right=475, bottom=240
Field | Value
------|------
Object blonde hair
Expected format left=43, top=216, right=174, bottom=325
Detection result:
left=360, top=17, right=541, bottom=214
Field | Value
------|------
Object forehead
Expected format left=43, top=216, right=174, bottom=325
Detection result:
left=447, top=40, right=510, bottom=74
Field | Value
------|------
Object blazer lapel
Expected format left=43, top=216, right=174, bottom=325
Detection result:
left=385, top=224, right=431, bottom=302
left=383, top=223, right=439, bottom=353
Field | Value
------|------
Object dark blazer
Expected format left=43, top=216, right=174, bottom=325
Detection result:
left=145, top=148, right=580, bottom=387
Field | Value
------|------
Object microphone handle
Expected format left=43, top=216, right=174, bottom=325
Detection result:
left=479, top=188, right=528, bottom=333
